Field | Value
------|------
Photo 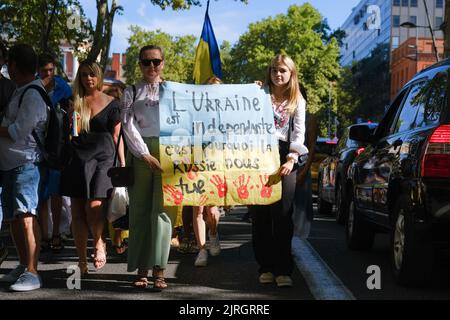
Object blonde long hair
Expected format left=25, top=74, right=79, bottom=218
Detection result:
left=265, top=54, right=304, bottom=114
left=73, top=60, right=104, bottom=132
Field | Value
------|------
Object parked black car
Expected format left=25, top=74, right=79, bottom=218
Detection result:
left=346, top=60, right=450, bottom=285
left=317, top=123, right=377, bottom=224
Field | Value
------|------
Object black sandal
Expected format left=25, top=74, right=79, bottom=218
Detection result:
left=113, top=239, right=128, bottom=255
left=51, top=235, right=64, bottom=252
left=41, top=238, right=51, bottom=252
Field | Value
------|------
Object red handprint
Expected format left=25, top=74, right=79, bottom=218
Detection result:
left=259, top=175, right=273, bottom=198
left=210, top=175, right=228, bottom=198
left=181, top=157, right=199, bottom=181
left=199, top=194, right=209, bottom=206
left=233, top=174, right=250, bottom=199
left=163, top=185, right=184, bottom=205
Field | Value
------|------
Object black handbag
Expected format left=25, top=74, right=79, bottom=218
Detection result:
left=107, top=128, right=134, bottom=187
left=107, top=85, right=137, bottom=188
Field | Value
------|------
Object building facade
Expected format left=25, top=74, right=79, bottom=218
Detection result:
left=390, top=37, right=444, bottom=99
left=340, top=0, right=444, bottom=66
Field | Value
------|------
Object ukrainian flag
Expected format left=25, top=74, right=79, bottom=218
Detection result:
left=193, top=1, right=223, bottom=84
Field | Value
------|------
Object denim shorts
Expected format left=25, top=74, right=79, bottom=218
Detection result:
left=1, top=163, right=41, bottom=220
left=39, top=168, right=61, bottom=201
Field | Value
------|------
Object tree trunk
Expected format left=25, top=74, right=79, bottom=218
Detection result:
left=87, top=0, right=121, bottom=72
left=86, top=0, right=107, bottom=64
left=100, top=0, right=119, bottom=72
left=445, top=0, right=450, bottom=57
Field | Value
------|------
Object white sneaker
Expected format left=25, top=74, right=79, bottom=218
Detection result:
left=9, top=271, right=42, bottom=292
left=208, top=232, right=221, bottom=256
left=0, top=265, right=26, bottom=283
left=194, top=249, right=208, bottom=267
left=259, top=272, right=275, bottom=284
left=275, top=275, right=293, bottom=287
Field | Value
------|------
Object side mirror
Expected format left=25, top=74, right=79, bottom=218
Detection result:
left=349, top=124, right=375, bottom=144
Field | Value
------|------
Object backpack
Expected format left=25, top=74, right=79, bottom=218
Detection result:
left=18, top=84, right=72, bottom=170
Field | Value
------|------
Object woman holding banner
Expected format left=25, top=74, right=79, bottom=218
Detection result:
left=250, top=54, right=308, bottom=288
left=120, top=45, right=177, bottom=290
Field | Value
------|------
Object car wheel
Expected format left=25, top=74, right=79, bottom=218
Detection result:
left=335, top=182, right=348, bottom=225
left=391, top=197, right=434, bottom=286
left=346, top=198, right=375, bottom=250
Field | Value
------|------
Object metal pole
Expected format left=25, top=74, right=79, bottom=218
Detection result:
left=416, top=27, right=419, bottom=70
left=328, top=83, right=332, bottom=139
left=423, top=0, right=440, bottom=62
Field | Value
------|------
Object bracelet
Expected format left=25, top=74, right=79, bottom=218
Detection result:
left=286, top=153, right=299, bottom=164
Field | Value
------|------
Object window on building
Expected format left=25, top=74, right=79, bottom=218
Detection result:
left=393, top=0, right=400, bottom=5
left=345, top=43, right=348, bottom=50
left=393, top=15, right=400, bottom=27
left=410, top=16, right=417, bottom=25
left=436, top=17, right=443, bottom=29
left=401, top=0, right=409, bottom=6
left=410, top=0, right=417, bottom=6
left=392, top=36, right=400, bottom=48
left=436, top=0, right=443, bottom=8
left=353, top=51, right=356, bottom=59
left=378, top=29, right=381, bottom=36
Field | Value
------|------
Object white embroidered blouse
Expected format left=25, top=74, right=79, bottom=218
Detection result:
left=272, top=96, right=309, bottom=161
left=120, top=80, right=161, bottom=158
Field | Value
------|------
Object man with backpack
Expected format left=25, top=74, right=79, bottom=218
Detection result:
left=0, top=44, right=47, bottom=291
left=37, top=53, right=72, bottom=253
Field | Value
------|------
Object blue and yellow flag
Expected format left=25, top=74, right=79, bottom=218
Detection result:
left=193, top=1, right=223, bottom=84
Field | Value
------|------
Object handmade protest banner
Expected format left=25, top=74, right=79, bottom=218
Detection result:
left=159, top=81, right=281, bottom=206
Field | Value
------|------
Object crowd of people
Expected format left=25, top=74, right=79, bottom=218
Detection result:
left=0, top=42, right=314, bottom=292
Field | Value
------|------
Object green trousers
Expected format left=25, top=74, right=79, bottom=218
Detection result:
left=127, top=137, right=177, bottom=272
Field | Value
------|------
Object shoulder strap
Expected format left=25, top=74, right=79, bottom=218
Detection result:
left=113, top=84, right=137, bottom=166
left=18, top=84, right=52, bottom=155
left=132, top=84, right=137, bottom=103
left=18, top=84, right=52, bottom=110
left=288, top=115, right=294, bottom=143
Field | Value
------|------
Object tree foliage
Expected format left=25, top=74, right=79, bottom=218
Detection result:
left=226, top=4, right=341, bottom=133
left=0, top=0, right=91, bottom=58
left=148, top=0, right=247, bottom=10
left=123, top=26, right=196, bottom=85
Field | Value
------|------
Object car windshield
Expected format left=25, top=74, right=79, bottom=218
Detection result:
left=315, top=139, right=337, bottom=155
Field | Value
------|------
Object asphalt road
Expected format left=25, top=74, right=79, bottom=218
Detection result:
left=308, top=209, right=450, bottom=300
left=2, top=204, right=450, bottom=302
left=0, top=206, right=313, bottom=300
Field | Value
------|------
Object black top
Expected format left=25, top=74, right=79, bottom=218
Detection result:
left=60, top=99, right=121, bottom=199
left=89, top=99, right=120, bottom=134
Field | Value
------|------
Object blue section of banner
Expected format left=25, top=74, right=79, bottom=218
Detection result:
left=159, top=81, right=277, bottom=147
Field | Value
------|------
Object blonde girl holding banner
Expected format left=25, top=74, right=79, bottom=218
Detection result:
left=250, top=54, right=308, bottom=288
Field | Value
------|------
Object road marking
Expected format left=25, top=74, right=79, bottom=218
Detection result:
left=292, top=236, right=355, bottom=300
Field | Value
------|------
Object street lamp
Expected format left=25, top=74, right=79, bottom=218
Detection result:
left=399, top=0, right=440, bottom=62
left=400, top=22, right=419, bottom=61
left=400, top=21, right=441, bottom=62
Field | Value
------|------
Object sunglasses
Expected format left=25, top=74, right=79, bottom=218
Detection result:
left=140, top=58, right=162, bottom=67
